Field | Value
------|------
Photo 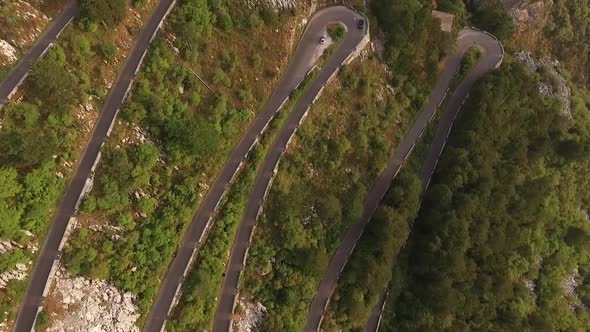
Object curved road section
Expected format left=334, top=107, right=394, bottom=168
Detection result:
left=0, top=0, right=78, bottom=110
left=306, top=28, right=504, bottom=332
left=364, top=28, right=503, bottom=332
left=144, top=6, right=368, bottom=332
left=13, top=0, right=177, bottom=331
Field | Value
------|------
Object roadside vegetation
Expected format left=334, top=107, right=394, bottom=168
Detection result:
left=469, top=0, right=514, bottom=42
left=238, top=0, right=456, bottom=329
left=165, top=87, right=291, bottom=332
left=165, top=59, right=329, bottom=330
left=60, top=0, right=304, bottom=326
left=0, top=1, right=155, bottom=326
left=320, top=126, right=433, bottom=331
left=381, top=61, right=590, bottom=331
left=457, top=45, right=483, bottom=80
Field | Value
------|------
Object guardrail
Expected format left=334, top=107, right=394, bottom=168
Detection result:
left=368, top=28, right=504, bottom=332
left=226, top=9, right=370, bottom=332
left=23, top=1, right=178, bottom=329
left=161, top=90, right=292, bottom=332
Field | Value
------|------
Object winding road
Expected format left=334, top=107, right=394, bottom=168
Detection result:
left=362, top=29, right=504, bottom=332
left=311, top=29, right=504, bottom=332
left=13, top=0, right=177, bottom=330
left=0, top=0, right=78, bottom=110
left=5, top=3, right=503, bottom=331
left=144, top=6, right=369, bottom=332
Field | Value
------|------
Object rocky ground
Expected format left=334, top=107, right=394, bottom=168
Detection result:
left=234, top=298, right=267, bottom=332
left=562, top=267, right=583, bottom=310
left=515, top=51, right=572, bottom=118
left=0, top=0, right=51, bottom=68
left=500, top=0, right=553, bottom=50
left=0, top=264, right=27, bottom=290
left=45, top=269, right=140, bottom=332
left=246, top=0, right=297, bottom=11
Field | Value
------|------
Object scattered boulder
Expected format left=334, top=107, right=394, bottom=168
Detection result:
left=0, top=263, right=29, bottom=289
left=246, top=0, right=296, bottom=11
left=515, top=51, right=572, bottom=118
left=47, top=269, right=140, bottom=332
left=562, top=267, right=583, bottom=310
left=234, top=299, right=267, bottom=332
left=0, top=40, right=17, bottom=65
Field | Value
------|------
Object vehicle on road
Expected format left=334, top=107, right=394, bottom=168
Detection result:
left=358, top=19, right=365, bottom=30
left=320, top=36, right=326, bottom=44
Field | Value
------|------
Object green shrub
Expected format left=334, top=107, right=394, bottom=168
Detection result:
left=80, top=0, right=129, bottom=26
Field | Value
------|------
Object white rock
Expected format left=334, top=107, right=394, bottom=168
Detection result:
left=47, top=270, right=140, bottom=332
left=234, top=299, right=267, bottom=332
left=0, top=40, right=17, bottom=64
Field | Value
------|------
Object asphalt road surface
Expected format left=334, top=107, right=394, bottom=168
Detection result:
left=12, top=0, right=177, bottom=330
left=144, top=6, right=368, bottom=332
left=347, top=29, right=503, bottom=332
left=0, top=0, right=78, bottom=110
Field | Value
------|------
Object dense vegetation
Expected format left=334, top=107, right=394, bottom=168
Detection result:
left=80, top=0, right=129, bottom=26
left=373, top=0, right=454, bottom=88
left=545, top=0, right=590, bottom=87
left=323, top=163, right=422, bottom=331
left=381, top=62, right=590, bottom=330
left=470, top=0, right=514, bottom=42
left=62, top=0, right=296, bottom=323
left=165, top=102, right=285, bottom=331
left=0, top=48, right=78, bottom=234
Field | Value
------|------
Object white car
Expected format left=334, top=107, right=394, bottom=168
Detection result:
left=320, top=36, right=326, bottom=44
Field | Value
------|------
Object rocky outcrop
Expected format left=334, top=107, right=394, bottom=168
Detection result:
left=234, top=299, right=267, bottom=332
left=502, top=0, right=553, bottom=49
left=516, top=51, right=572, bottom=118
left=0, top=263, right=28, bottom=289
left=246, top=0, right=296, bottom=11
left=0, top=40, right=17, bottom=65
left=505, top=0, right=552, bottom=29
left=46, top=269, right=140, bottom=332
left=562, top=267, right=583, bottom=310
left=0, top=1, right=49, bottom=47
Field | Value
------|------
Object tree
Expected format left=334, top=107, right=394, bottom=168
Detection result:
left=0, top=202, right=22, bottom=238
left=137, top=197, right=157, bottom=216
left=472, top=2, right=514, bottom=41
left=29, top=46, right=82, bottom=114
left=80, top=0, right=129, bottom=26
left=0, top=167, right=20, bottom=199
left=163, top=116, right=220, bottom=162
left=171, top=0, right=212, bottom=57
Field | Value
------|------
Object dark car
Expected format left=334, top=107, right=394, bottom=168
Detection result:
left=357, top=19, right=365, bottom=30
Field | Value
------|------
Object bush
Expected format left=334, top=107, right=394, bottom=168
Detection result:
left=80, top=0, right=129, bottom=26
left=29, top=46, right=83, bottom=114
left=100, top=43, right=117, bottom=60
left=327, top=24, right=346, bottom=43
left=472, top=1, right=514, bottom=41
